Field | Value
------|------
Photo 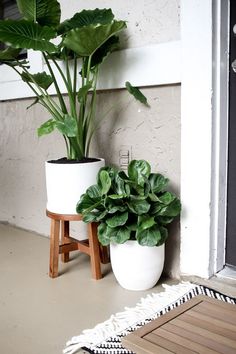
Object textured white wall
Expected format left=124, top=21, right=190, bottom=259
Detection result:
left=60, top=0, right=180, bottom=48
left=0, top=0, right=181, bottom=277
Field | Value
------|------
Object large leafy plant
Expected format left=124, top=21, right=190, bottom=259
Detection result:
left=77, top=160, right=181, bottom=247
left=0, top=0, right=146, bottom=160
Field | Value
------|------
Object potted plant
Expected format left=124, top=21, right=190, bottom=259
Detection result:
left=0, top=0, right=147, bottom=214
left=77, top=160, right=181, bottom=290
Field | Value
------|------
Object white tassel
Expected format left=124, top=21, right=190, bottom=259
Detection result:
left=63, top=282, right=199, bottom=354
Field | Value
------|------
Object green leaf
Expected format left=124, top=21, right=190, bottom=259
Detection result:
left=136, top=225, right=162, bottom=247
left=157, top=198, right=181, bottom=217
left=149, top=202, right=162, bottom=215
left=108, top=194, right=126, bottom=199
left=83, top=210, right=107, bottom=223
left=158, top=191, right=176, bottom=205
left=106, top=211, right=128, bottom=228
left=114, top=172, right=126, bottom=195
left=107, top=204, right=127, bottom=214
left=63, top=20, right=126, bottom=57
left=137, top=215, right=156, bottom=233
left=127, top=199, right=150, bottom=215
left=157, top=216, right=174, bottom=225
left=148, top=193, right=159, bottom=202
left=37, top=118, right=56, bottom=136
left=86, top=185, right=101, bottom=201
left=58, top=8, right=114, bottom=34
left=158, top=226, right=168, bottom=245
left=149, top=173, right=169, bottom=193
left=77, top=83, right=92, bottom=103
left=97, top=166, right=117, bottom=183
left=90, top=35, right=120, bottom=68
left=21, top=71, right=53, bottom=90
left=98, top=170, right=111, bottom=195
left=110, top=226, right=131, bottom=244
left=55, top=115, right=77, bottom=137
left=0, top=20, right=57, bottom=52
left=125, top=81, right=148, bottom=105
left=76, top=193, right=95, bottom=214
left=128, top=160, right=151, bottom=187
left=98, top=222, right=115, bottom=246
left=17, top=0, right=61, bottom=27
left=83, top=212, right=100, bottom=223
left=0, top=47, right=21, bottom=61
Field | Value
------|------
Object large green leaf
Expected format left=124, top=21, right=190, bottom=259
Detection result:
left=17, top=0, right=61, bottom=27
left=63, top=20, right=126, bottom=57
left=86, top=184, right=101, bottom=201
left=157, top=198, right=181, bottom=217
left=127, top=199, right=150, bottom=215
left=58, top=8, right=114, bottom=34
left=158, top=191, right=176, bottom=205
left=114, top=172, right=126, bottom=195
left=125, top=81, right=148, bottom=105
left=21, top=71, right=53, bottom=90
left=55, top=115, right=77, bottom=137
left=37, top=118, right=56, bottom=136
left=76, top=193, right=95, bottom=214
left=128, top=160, right=151, bottom=187
left=0, top=20, right=57, bottom=52
left=83, top=210, right=107, bottom=223
left=0, top=47, right=21, bottom=61
left=106, top=211, right=128, bottom=228
left=97, top=166, right=117, bottom=183
left=107, top=203, right=127, bottom=214
left=136, top=225, right=162, bottom=247
left=98, top=222, right=115, bottom=246
left=98, top=170, right=111, bottom=195
left=110, top=226, right=131, bottom=244
left=149, top=173, right=169, bottom=193
left=137, top=215, right=156, bottom=233
left=90, top=35, right=119, bottom=68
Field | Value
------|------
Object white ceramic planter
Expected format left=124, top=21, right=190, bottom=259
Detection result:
left=45, top=158, right=105, bottom=214
left=110, top=241, right=165, bottom=291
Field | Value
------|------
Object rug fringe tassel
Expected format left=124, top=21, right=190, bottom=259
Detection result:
left=63, top=282, right=199, bottom=354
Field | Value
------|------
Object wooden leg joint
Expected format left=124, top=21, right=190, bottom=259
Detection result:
left=46, top=210, right=109, bottom=279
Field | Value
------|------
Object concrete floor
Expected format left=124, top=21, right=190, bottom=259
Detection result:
left=1, top=223, right=236, bottom=354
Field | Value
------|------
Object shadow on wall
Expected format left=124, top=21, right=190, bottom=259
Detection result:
left=163, top=218, right=180, bottom=279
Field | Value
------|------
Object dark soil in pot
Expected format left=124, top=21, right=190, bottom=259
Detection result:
left=48, top=157, right=101, bottom=164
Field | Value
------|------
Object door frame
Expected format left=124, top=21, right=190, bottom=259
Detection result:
left=180, top=0, right=229, bottom=278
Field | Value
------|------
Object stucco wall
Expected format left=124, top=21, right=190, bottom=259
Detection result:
left=0, top=0, right=181, bottom=277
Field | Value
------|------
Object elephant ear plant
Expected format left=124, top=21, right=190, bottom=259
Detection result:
left=0, top=0, right=147, bottom=160
left=77, top=160, right=181, bottom=246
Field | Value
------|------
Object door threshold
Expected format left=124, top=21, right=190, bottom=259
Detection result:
left=216, top=265, right=236, bottom=281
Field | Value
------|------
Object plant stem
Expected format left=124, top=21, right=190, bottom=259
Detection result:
left=43, top=53, right=67, bottom=114
left=65, top=54, right=77, bottom=118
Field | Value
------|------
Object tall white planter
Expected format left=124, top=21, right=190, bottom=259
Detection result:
left=45, top=158, right=105, bottom=214
left=110, top=241, right=165, bottom=291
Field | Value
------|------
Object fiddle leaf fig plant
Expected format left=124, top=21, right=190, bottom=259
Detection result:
left=0, top=0, right=147, bottom=160
left=77, top=160, right=181, bottom=247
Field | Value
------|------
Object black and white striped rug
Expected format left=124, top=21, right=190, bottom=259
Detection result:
left=63, top=282, right=236, bottom=354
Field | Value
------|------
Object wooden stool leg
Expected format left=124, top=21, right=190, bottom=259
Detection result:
left=88, top=222, right=102, bottom=280
left=61, top=220, right=70, bottom=263
left=99, top=244, right=110, bottom=264
left=49, top=219, right=60, bottom=278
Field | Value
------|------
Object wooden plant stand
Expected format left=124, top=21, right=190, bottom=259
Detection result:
left=46, top=210, right=109, bottom=279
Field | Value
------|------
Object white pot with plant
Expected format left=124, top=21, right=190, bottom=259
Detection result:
left=77, top=160, right=181, bottom=290
left=0, top=1, right=147, bottom=214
